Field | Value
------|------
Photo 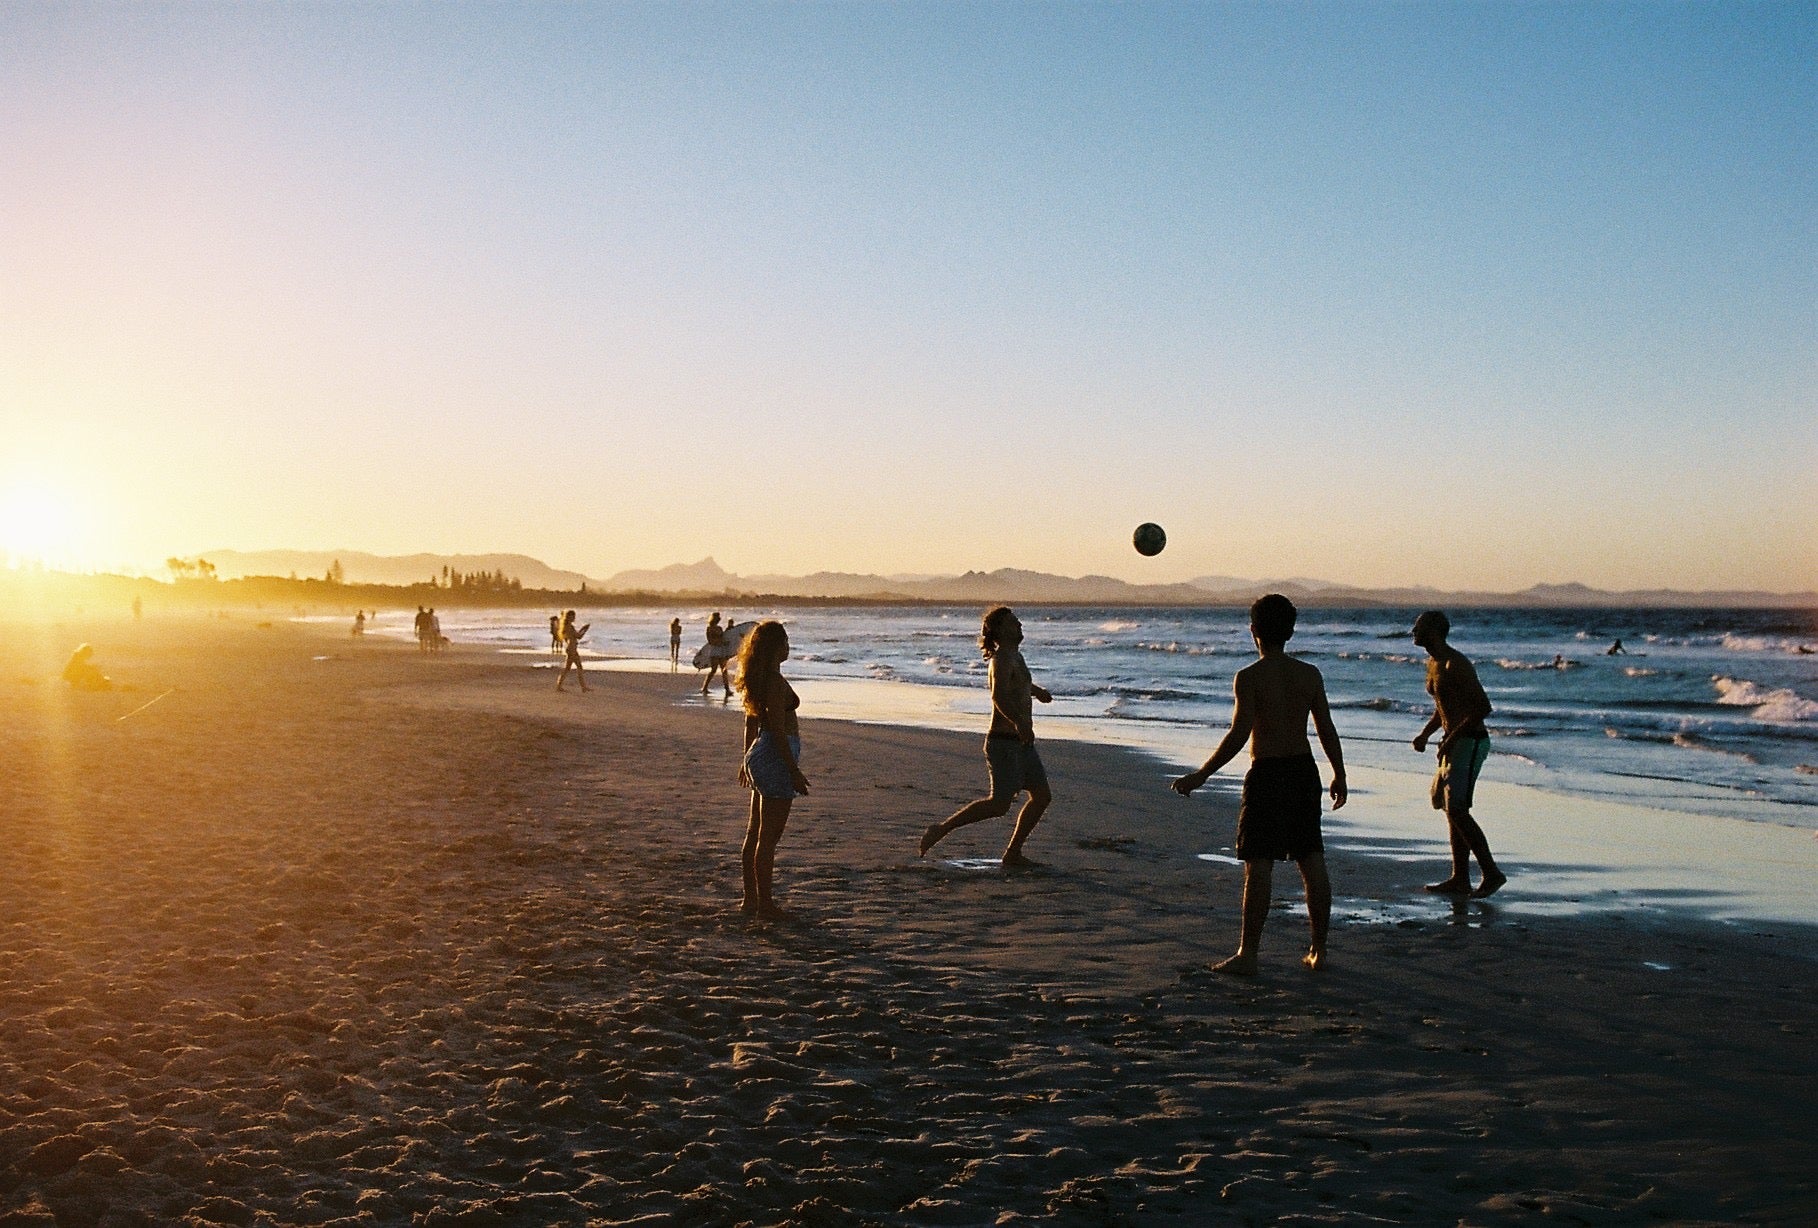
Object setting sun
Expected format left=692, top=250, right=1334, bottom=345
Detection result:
left=0, top=480, right=84, bottom=567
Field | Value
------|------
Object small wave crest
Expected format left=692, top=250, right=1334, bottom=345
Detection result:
left=1672, top=731, right=1761, bottom=762
left=1623, top=666, right=1657, bottom=677
left=1722, top=633, right=1818, bottom=655
left=1712, top=676, right=1818, bottom=722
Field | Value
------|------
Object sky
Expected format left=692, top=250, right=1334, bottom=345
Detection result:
left=2, top=1, right=1813, bottom=591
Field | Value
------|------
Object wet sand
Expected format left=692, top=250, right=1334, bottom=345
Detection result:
left=2, top=617, right=1813, bottom=1225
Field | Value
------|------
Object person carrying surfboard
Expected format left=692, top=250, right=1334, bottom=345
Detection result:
left=700, top=611, right=733, bottom=697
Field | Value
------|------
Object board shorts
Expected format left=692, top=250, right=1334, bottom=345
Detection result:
left=1432, top=735, right=1491, bottom=815
left=985, top=734, right=1048, bottom=801
left=1235, top=754, right=1324, bottom=863
left=744, top=732, right=802, bottom=801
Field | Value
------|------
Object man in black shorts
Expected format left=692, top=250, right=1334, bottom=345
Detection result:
left=1172, top=594, right=1347, bottom=974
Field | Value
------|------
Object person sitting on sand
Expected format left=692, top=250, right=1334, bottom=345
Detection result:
left=920, top=606, right=1054, bottom=867
left=61, top=643, right=113, bottom=691
left=1411, top=610, right=1506, bottom=899
left=1171, top=594, right=1345, bottom=975
left=737, top=621, right=810, bottom=919
left=701, top=612, right=732, bottom=698
left=555, top=609, right=590, bottom=693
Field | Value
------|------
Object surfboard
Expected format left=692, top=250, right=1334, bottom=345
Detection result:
left=692, top=621, right=757, bottom=669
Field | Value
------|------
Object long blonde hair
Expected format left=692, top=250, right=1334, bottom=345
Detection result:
left=736, top=620, right=789, bottom=716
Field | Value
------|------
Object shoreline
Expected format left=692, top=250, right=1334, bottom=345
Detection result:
left=2, top=618, right=1813, bottom=1224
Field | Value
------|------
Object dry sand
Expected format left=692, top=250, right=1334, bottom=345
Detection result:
left=1, top=617, right=1813, bottom=1226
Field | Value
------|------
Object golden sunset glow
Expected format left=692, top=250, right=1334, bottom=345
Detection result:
left=0, top=479, right=88, bottom=569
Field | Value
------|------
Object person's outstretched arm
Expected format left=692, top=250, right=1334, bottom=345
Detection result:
left=1172, top=678, right=1252, bottom=795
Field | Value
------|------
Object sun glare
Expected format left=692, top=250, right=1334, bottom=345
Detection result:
left=1, top=481, right=84, bottom=568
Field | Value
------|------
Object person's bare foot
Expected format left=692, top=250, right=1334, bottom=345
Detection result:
left=1424, top=878, right=1471, bottom=895
left=756, top=901, right=789, bottom=921
left=1211, top=953, right=1258, bottom=976
left=740, top=898, right=759, bottom=918
left=1000, top=851, right=1035, bottom=869
left=1302, top=946, right=1327, bottom=971
left=919, top=823, right=945, bottom=856
left=1472, top=870, right=1507, bottom=898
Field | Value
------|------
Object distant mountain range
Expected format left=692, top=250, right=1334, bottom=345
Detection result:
left=199, top=550, right=1817, bottom=608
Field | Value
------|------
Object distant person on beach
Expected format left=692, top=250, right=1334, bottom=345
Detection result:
left=701, top=612, right=732, bottom=697
left=669, top=617, right=683, bottom=667
left=556, top=609, right=590, bottom=692
left=1607, top=639, right=1627, bottom=656
left=550, top=615, right=563, bottom=655
left=428, top=608, right=443, bottom=653
left=1411, top=610, right=1507, bottom=898
left=352, top=610, right=365, bottom=638
left=414, top=606, right=431, bottom=653
left=1170, top=594, right=1345, bottom=975
left=62, top=643, right=113, bottom=691
left=737, top=620, right=809, bottom=919
left=919, top=606, right=1054, bottom=867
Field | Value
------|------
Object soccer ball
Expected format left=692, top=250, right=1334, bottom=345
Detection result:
left=1132, top=523, right=1166, bottom=557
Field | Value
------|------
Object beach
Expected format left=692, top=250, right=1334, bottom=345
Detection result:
left=2, top=618, right=1813, bottom=1226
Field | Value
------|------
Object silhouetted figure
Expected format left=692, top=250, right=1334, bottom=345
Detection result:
left=1411, top=610, right=1506, bottom=898
left=1171, top=595, right=1345, bottom=974
left=669, top=617, right=683, bottom=668
left=919, top=607, right=1053, bottom=866
left=549, top=614, right=562, bottom=655
left=737, top=621, right=809, bottom=919
left=556, top=609, right=590, bottom=692
left=352, top=610, right=366, bottom=638
left=700, top=612, right=732, bottom=697
left=428, top=608, right=443, bottom=653
left=414, top=606, right=431, bottom=654
left=1607, top=639, right=1627, bottom=656
left=62, top=644, right=112, bottom=691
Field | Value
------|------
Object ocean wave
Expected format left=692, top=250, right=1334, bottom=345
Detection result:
left=1712, top=676, right=1818, bottom=722
left=1097, top=620, right=1141, bottom=633
left=1722, top=633, right=1818, bottom=655
left=1135, top=641, right=1225, bottom=656
left=1496, top=657, right=1579, bottom=672
left=1671, top=731, right=1761, bottom=763
left=1623, top=666, right=1657, bottom=677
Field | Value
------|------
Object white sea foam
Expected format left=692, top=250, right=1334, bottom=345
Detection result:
left=1623, top=667, right=1657, bottom=677
left=1097, top=620, right=1140, bottom=633
left=1712, top=676, right=1818, bottom=722
left=1721, top=633, right=1816, bottom=655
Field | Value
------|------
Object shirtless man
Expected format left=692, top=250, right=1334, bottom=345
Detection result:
left=1172, top=594, right=1346, bottom=974
left=1411, top=610, right=1506, bottom=898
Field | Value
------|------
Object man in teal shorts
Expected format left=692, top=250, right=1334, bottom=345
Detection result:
left=1411, top=610, right=1507, bottom=898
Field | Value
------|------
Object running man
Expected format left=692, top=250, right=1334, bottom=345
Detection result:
left=1172, top=594, right=1346, bottom=974
left=919, top=606, right=1054, bottom=867
left=1411, top=610, right=1506, bottom=898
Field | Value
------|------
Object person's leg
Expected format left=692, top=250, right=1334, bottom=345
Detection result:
left=1214, top=860, right=1274, bottom=975
left=740, top=792, right=763, bottom=914
left=1297, top=853, right=1331, bottom=970
left=921, top=795, right=1013, bottom=855
left=556, top=658, right=572, bottom=690
left=574, top=656, right=588, bottom=692
left=1001, top=779, right=1051, bottom=865
left=1454, top=809, right=1505, bottom=896
left=1425, top=757, right=1473, bottom=892
left=753, top=797, right=793, bottom=917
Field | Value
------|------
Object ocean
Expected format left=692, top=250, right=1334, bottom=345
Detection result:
left=361, top=603, right=1818, bottom=833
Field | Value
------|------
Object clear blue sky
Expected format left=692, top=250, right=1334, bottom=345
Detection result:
left=3, top=1, right=1812, bottom=589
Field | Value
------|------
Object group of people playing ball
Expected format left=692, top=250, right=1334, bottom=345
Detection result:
left=733, top=596, right=1505, bottom=972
